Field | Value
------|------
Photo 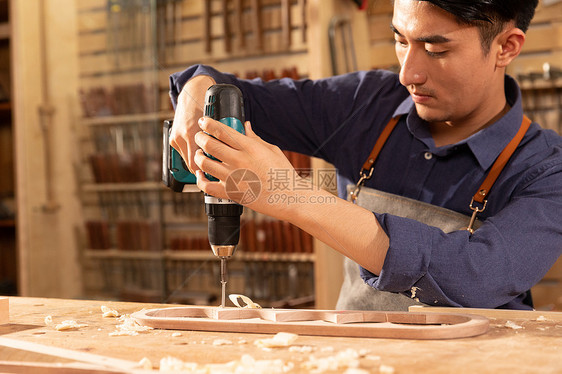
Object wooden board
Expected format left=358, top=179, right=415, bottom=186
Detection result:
left=0, top=297, right=7, bottom=325
left=132, top=306, right=490, bottom=340
left=409, top=306, right=562, bottom=321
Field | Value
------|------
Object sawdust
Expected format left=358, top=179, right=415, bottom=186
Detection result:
left=109, top=314, right=153, bottom=336
left=159, top=354, right=294, bottom=373
left=138, top=357, right=153, bottom=370
left=213, top=339, right=233, bottom=346
left=44, top=315, right=88, bottom=331
left=504, top=320, right=523, bottom=330
left=301, top=347, right=364, bottom=372
left=254, top=332, right=298, bottom=349
left=101, top=305, right=120, bottom=318
left=380, top=364, right=396, bottom=373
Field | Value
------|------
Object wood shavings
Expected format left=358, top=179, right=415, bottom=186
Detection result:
left=536, top=315, right=547, bottom=322
left=254, top=332, right=298, bottom=349
left=171, top=332, right=182, bottom=337
left=229, top=294, right=262, bottom=309
left=159, top=354, right=294, bottom=373
left=101, top=305, right=120, bottom=318
left=289, top=345, right=315, bottom=353
left=380, top=364, right=396, bottom=373
left=138, top=357, right=152, bottom=370
left=44, top=315, right=88, bottom=331
left=109, top=314, right=153, bottom=336
left=55, top=320, right=89, bottom=331
left=159, top=357, right=198, bottom=372
left=301, top=348, right=363, bottom=372
left=343, top=369, right=370, bottom=374
left=504, top=320, right=523, bottom=330
left=212, top=338, right=233, bottom=346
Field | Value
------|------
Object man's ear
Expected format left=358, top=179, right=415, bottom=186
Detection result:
left=495, top=27, right=526, bottom=68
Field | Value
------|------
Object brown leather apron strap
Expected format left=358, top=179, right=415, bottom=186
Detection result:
left=354, top=113, right=533, bottom=233
left=472, top=115, right=532, bottom=204
left=349, top=115, right=403, bottom=202
left=361, top=115, right=403, bottom=171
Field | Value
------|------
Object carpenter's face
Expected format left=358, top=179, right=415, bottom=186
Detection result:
left=392, top=0, right=499, bottom=125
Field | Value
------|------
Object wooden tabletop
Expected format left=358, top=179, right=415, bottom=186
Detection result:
left=1, top=297, right=561, bottom=373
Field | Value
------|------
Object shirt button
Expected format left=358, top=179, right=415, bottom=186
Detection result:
left=424, top=152, right=433, bottom=160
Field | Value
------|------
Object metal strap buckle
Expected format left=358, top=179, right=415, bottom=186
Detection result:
left=350, top=168, right=375, bottom=203
left=464, top=198, right=488, bottom=234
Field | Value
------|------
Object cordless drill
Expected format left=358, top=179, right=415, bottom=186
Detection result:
left=163, top=84, right=245, bottom=307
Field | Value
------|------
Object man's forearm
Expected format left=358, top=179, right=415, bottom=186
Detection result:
left=286, top=187, right=389, bottom=275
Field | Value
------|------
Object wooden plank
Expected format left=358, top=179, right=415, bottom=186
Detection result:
left=0, top=337, right=140, bottom=372
left=76, top=0, right=105, bottom=13
left=523, top=23, right=562, bottom=53
left=77, top=10, right=105, bottom=34
left=0, top=297, right=7, bottom=325
left=132, top=306, right=490, bottom=340
left=532, top=280, right=562, bottom=311
left=409, top=305, right=562, bottom=321
left=0, top=361, right=126, bottom=374
left=543, top=256, right=562, bottom=281
left=508, top=51, right=562, bottom=75
left=370, top=41, right=399, bottom=69
left=533, top=1, right=562, bottom=23
left=368, top=0, right=394, bottom=16
left=368, top=14, right=393, bottom=42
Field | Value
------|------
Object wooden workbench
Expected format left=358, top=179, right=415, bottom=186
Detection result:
left=0, top=297, right=561, bottom=373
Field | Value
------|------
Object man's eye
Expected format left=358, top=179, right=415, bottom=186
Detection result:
left=395, top=39, right=408, bottom=47
left=425, top=50, right=446, bottom=57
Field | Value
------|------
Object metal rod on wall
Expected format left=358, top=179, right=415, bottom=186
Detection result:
left=38, top=0, right=59, bottom=213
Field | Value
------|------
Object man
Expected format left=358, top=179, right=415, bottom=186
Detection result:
left=169, top=0, right=562, bottom=310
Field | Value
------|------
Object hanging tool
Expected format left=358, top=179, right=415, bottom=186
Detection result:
left=234, top=0, right=244, bottom=49
left=204, top=0, right=212, bottom=53
left=328, top=16, right=358, bottom=75
left=222, top=0, right=231, bottom=53
left=281, top=0, right=291, bottom=50
left=299, top=0, right=306, bottom=43
left=250, top=0, right=262, bottom=51
left=163, top=84, right=246, bottom=307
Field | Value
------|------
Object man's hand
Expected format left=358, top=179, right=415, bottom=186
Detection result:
left=193, top=116, right=389, bottom=275
left=169, top=75, right=216, bottom=174
left=193, top=116, right=299, bottom=220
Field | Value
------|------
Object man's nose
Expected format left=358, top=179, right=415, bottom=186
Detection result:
left=399, top=48, right=427, bottom=87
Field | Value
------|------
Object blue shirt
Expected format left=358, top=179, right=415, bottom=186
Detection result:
left=170, top=65, right=562, bottom=310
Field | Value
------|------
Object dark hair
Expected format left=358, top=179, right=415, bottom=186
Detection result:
left=420, top=0, right=539, bottom=53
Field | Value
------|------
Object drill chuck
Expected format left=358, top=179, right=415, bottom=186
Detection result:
left=205, top=197, right=243, bottom=257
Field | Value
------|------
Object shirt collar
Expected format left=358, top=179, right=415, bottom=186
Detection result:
left=392, top=75, right=525, bottom=170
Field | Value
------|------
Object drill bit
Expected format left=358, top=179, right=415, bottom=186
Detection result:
left=220, top=257, right=228, bottom=307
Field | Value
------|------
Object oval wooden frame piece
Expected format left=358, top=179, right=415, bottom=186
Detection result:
left=131, top=306, right=489, bottom=340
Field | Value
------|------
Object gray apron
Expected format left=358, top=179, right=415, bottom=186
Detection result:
left=335, top=114, right=531, bottom=311
left=335, top=186, right=481, bottom=311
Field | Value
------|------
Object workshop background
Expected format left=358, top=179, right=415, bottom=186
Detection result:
left=0, top=0, right=561, bottom=310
